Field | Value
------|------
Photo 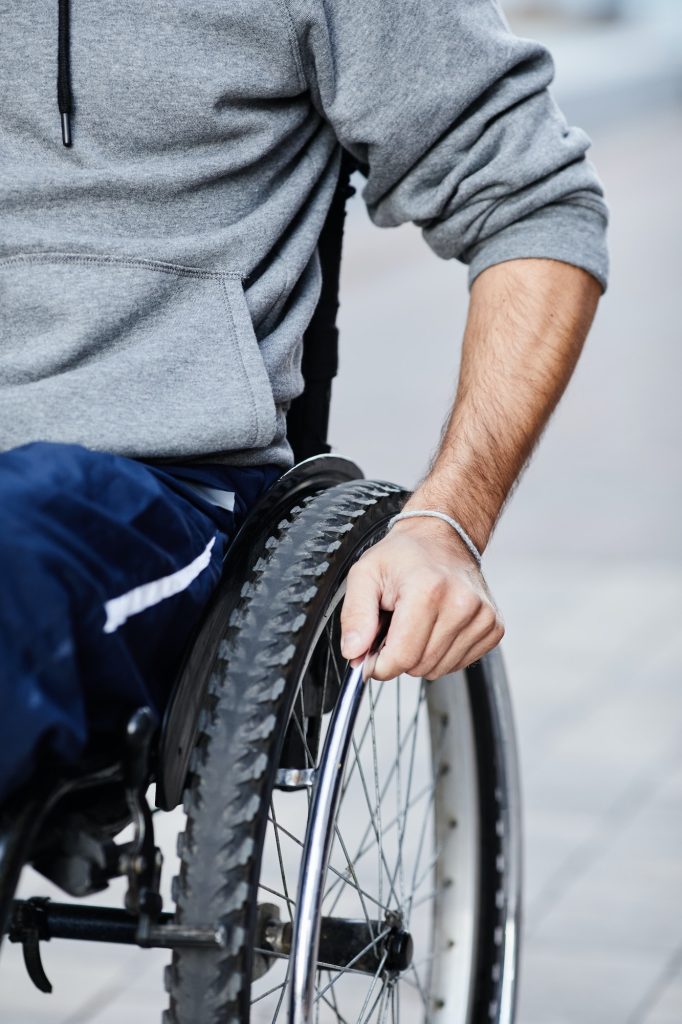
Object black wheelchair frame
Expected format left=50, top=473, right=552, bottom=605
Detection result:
left=0, top=151, right=522, bottom=1024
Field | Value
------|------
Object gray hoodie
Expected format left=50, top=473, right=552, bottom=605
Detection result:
left=0, top=0, right=608, bottom=469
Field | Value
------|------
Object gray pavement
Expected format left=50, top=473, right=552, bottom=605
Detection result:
left=2, top=50, right=681, bottom=1024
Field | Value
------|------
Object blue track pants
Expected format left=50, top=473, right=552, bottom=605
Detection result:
left=0, top=442, right=280, bottom=803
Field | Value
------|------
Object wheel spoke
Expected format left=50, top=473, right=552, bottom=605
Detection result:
left=258, top=881, right=296, bottom=911
left=382, top=682, right=428, bottom=914
left=292, top=688, right=314, bottom=770
left=408, top=963, right=430, bottom=1015
left=272, top=960, right=290, bottom=1021
left=349, top=728, right=401, bottom=911
left=321, top=981, right=352, bottom=1024
left=408, top=885, right=445, bottom=913
left=395, top=675, right=405, bottom=907
left=396, top=683, right=426, bottom=874
left=377, top=981, right=393, bottom=1024
left=355, top=952, right=389, bottom=1024
left=258, top=601, right=458, bottom=1019
left=332, top=822, right=377, bottom=942
left=326, top=683, right=427, bottom=909
left=410, top=947, right=445, bottom=972
left=405, top=714, right=448, bottom=923
left=324, top=777, right=436, bottom=914
left=368, top=679, right=385, bottom=914
left=325, top=968, right=351, bottom=1024
left=338, top=685, right=387, bottom=805
left=268, top=815, right=393, bottom=915
left=270, top=799, right=293, bottom=922
left=321, top=621, right=334, bottom=716
left=251, top=978, right=289, bottom=1005
left=406, top=832, right=449, bottom=922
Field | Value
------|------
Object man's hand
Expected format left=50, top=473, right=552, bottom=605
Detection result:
left=340, top=517, right=504, bottom=681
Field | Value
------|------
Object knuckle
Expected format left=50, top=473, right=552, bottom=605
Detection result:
left=480, top=607, right=497, bottom=632
left=415, top=573, right=448, bottom=605
left=346, top=562, right=365, bottom=585
left=455, top=592, right=481, bottom=619
left=429, top=574, right=449, bottom=601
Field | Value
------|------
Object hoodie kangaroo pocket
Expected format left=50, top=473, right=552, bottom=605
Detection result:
left=0, top=253, right=277, bottom=457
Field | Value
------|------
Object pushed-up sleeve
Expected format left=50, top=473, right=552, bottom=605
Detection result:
left=288, top=0, right=609, bottom=289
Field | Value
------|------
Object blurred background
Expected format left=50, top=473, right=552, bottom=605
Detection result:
left=4, top=1, right=681, bottom=1021
left=332, top=1, right=682, bottom=1021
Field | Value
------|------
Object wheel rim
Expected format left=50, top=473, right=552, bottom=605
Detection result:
left=251, top=588, right=481, bottom=1023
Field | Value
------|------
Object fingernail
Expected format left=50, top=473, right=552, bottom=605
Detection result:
left=341, top=631, right=361, bottom=658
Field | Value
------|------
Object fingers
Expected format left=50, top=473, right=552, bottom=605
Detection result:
left=340, top=560, right=383, bottom=662
left=374, top=588, right=480, bottom=680
left=375, top=595, right=503, bottom=682
left=372, top=586, right=440, bottom=680
left=455, top=619, right=505, bottom=672
left=425, top=609, right=504, bottom=680
left=408, top=592, right=482, bottom=676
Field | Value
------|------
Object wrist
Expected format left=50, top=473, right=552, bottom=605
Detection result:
left=388, top=510, right=483, bottom=565
left=402, top=482, right=497, bottom=554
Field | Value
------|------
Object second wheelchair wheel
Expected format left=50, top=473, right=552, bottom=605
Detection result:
left=165, top=480, right=520, bottom=1024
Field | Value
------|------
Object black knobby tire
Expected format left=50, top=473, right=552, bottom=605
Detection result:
left=164, top=478, right=517, bottom=1024
left=165, top=480, right=406, bottom=1024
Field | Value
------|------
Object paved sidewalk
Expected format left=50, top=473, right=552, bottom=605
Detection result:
left=1, top=77, right=681, bottom=1024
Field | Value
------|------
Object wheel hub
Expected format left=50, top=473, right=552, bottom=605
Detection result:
left=255, top=905, right=415, bottom=980
left=384, top=927, right=414, bottom=974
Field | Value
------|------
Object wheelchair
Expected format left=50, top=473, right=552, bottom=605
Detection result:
left=0, top=155, right=522, bottom=1024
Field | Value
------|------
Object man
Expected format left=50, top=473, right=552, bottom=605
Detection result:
left=0, top=0, right=606, bottom=799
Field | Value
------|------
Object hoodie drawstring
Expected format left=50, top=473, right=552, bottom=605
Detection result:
left=57, top=0, right=73, bottom=146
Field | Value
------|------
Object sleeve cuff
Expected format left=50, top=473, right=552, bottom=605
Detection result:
left=463, top=202, right=609, bottom=293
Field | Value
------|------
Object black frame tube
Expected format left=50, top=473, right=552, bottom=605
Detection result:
left=10, top=900, right=173, bottom=946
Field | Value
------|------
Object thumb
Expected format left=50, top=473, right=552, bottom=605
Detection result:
left=340, top=561, right=382, bottom=661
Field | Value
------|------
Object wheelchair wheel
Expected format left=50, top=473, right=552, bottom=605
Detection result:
left=165, top=480, right=521, bottom=1024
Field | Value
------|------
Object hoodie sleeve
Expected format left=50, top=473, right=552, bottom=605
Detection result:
left=286, top=0, right=609, bottom=289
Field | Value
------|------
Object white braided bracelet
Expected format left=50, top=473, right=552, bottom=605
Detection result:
left=387, top=510, right=483, bottom=565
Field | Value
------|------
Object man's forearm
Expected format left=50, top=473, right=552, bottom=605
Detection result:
left=403, top=258, right=601, bottom=552
left=341, top=257, right=601, bottom=677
